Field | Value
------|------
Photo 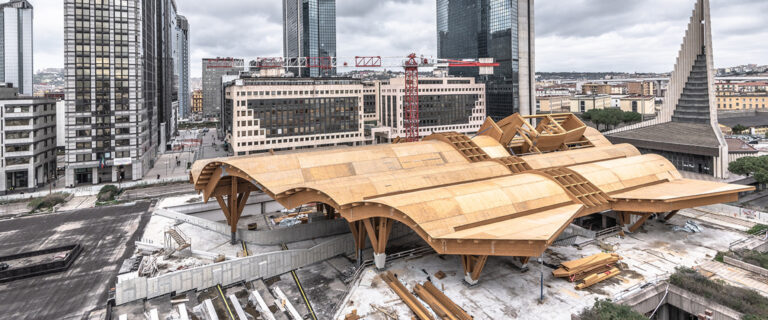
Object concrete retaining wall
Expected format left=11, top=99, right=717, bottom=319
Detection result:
left=155, top=208, right=351, bottom=245
left=618, top=282, right=742, bottom=320
left=115, top=233, right=356, bottom=305
left=702, top=204, right=768, bottom=225
left=723, top=255, right=768, bottom=277
left=116, top=221, right=415, bottom=305
left=166, top=193, right=281, bottom=215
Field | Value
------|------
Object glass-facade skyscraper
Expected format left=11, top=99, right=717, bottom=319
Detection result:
left=176, top=15, right=190, bottom=120
left=437, top=0, right=535, bottom=120
left=282, top=0, right=337, bottom=77
left=0, top=0, right=33, bottom=96
left=64, top=0, right=186, bottom=186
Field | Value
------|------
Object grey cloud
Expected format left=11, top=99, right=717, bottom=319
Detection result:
left=31, top=0, right=768, bottom=77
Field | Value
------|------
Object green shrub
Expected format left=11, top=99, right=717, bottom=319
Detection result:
left=98, top=185, right=120, bottom=202
left=27, top=192, right=70, bottom=212
left=733, top=250, right=768, bottom=269
left=747, top=224, right=768, bottom=236
left=670, top=267, right=768, bottom=319
left=715, top=251, right=725, bottom=263
left=577, top=299, right=646, bottom=320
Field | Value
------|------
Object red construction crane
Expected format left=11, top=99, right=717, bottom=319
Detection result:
left=252, top=54, right=499, bottom=142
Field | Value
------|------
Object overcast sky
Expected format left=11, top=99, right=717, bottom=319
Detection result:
left=34, top=0, right=768, bottom=77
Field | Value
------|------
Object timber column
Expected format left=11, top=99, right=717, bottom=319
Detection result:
left=361, top=217, right=393, bottom=270
left=348, top=221, right=367, bottom=266
left=461, top=255, right=488, bottom=286
left=214, top=176, right=251, bottom=244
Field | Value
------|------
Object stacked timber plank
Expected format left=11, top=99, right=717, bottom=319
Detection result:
left=380, top=271, right=472, bottom=320
left=553, top=253, right=622, bottom=289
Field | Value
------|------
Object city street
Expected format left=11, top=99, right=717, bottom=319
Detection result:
left=0, top=202, right=152, bottom=319
left=144, top=128, right=228, bottom=181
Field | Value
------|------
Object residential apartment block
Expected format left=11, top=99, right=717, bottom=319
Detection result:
left=717, top=92, right=768, bottom=110
left=570, top=95, right=611, bottom=113
left=627, top=81, right=656, bottom=96
left=619, top=96, right=656, bottom=115
left=581, top=83, right=612, bottom=95
left=536, top=96, right=569, bottom=113
left=191, top=89, right=202, bottom=114
left=0, top=86, right=56, bottom=193
left=0, top=0, right=33, bottom=96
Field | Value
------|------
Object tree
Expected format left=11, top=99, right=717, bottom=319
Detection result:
left=729, top=157, right=757, bottom=176
left=622, top=111, right=642, bottom=123
left=732, top=124, right=748, bottom=134
left=729, top=156, right=768, bottom=181
left=755, top=169, right=768, bottom=186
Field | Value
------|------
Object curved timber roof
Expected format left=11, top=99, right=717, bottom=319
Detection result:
left=189, top=113, right=753, bottom=258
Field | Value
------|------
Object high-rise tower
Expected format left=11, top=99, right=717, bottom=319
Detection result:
left=0, top=0, right=33, bottom=95
left=607, top=0, right=728, bottom=178
left=64, top=0, right=165, bottom=186
left=282, top=0, right=337, bottom=77
left=176, top=15, right=190, bottom=119
left=437, top=0, right=535, bottom=119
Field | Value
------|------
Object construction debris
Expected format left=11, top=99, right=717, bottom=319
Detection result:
left=273, top=211, right=311, bottom=226
left=380, top=271, right=434, bottom=320
left=673, top=220, right=703, bottom=233
left=371, top=304, right=398, bottom=320
left=413, top=281, right=472, bottom=320
left=575, top=267, right=621, bottom=290
left=344, top=309, right=361, bottom=320
left=553, top=253, right=623, bottom=289
left=434, top=271, right=446, bottom=280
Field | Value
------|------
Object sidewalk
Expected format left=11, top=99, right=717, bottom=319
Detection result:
left=0, top=128, right=229, bottom=202
left=0, top=176, right=189, bottom=202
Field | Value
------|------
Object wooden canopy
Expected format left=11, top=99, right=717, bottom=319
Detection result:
left=189, top=113, right=753, bottom=282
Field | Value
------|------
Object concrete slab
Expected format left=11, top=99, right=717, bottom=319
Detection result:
left=335, top=212, right=753, bottom=320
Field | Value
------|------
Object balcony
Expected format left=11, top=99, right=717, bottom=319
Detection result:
left=5, top=136, right=34, bottom=145
left=6, top=152, right=34, bottom=159
left=3, top=111, right=33, bottom=119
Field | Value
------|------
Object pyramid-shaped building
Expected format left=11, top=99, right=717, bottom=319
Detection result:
left=607, top=0, right=729, bottom=178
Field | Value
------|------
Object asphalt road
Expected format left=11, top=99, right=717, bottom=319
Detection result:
left=0, top=201, right=152, bottom=320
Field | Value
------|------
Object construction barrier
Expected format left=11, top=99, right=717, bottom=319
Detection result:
left=155, top=207, right=351, bottom=245
left=115, top=234, right=355, bottom=305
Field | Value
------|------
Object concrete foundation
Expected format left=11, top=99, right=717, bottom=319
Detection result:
left=374, top=253, right=386, bottom=270
left=463, top=273, right=478, bottom=286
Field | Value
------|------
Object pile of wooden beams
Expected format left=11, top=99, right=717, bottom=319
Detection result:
left=380, top=271, right=472, bottom=320
left=553, top=253, right=622, bottom=289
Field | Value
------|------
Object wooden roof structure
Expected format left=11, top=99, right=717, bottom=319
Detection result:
left=190, top=113, right=753, bottom=283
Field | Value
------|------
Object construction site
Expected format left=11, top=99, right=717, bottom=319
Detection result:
left=103, top=1, right=768, bottom=317
left=98, top=109, right=768, bottom=320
